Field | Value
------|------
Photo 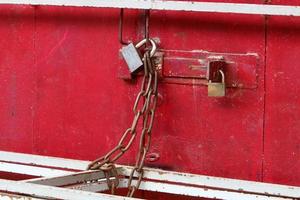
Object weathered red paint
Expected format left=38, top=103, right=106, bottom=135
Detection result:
left=0, top=0, right=299, bottom=199
left=264, top=0, right=300, bottom=186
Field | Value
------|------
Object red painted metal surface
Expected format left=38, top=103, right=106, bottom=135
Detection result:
left=149, top=2, right=265, bottom=182
left=0, top=0, right=299, bottom=199
left=264, top=0, right=300, bottom=186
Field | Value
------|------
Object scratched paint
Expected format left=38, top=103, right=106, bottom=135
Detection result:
left=0, top=1, right=299, bottom=199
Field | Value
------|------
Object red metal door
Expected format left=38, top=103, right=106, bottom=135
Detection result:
left=148, top=1, right=265, bottom=182
left=264, top=0, right=300, bottom=186
left=0, top=5, right=35, bottom=153
left=0, top=0, right=299, bottom=199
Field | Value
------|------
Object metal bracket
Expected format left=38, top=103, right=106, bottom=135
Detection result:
left=119, top=8, right=150, bottom=46
left=119, top=9, right=130, bottom=45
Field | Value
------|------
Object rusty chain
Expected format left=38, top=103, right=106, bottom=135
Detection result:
left=87, top=43, right=158, bottom=197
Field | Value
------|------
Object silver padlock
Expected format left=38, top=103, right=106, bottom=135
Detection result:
left=121, top=39, right=157, bottom=73
left=208, top=70, right=226, bottom=97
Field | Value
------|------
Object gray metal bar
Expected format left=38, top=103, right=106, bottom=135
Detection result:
left=0, top=179, right=137, bottom=200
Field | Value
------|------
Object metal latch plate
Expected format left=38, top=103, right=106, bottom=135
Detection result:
left=118, top=49, right=259, bottom=89
left=161, top=50, right=258, bottom=89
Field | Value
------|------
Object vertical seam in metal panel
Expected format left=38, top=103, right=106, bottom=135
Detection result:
left=32, top=5, right=37, bottom=153
left=261, top=14, right=269, bottom=182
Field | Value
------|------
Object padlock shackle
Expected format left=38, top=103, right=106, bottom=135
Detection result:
left=208, top=70, right=226, bottom=97
left=219, top=70, right=225, bottom=83
left=135, top=39, right=157, bottom=57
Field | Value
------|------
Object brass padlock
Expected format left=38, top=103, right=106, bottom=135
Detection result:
left=208, top=70, right=226, bottom=97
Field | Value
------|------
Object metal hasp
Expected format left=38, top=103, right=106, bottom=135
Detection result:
left=1, top=0, right=300, bottom=17
left=119, top=50, right=258, bottom=98
left=0, top=151, right=299, bottom=200
left=124, top=49, right=258, bottom=88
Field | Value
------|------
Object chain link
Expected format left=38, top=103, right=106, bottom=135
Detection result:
left=87, top=43, right=158, bottom=198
